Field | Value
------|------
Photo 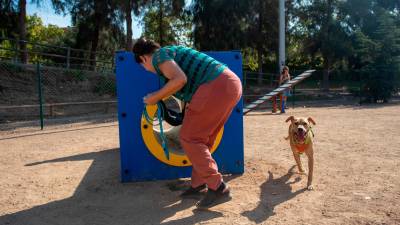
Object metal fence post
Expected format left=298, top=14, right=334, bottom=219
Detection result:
left=292, top=86, right=296, bottom=109
left=36, top=62, right=44, bottom=130
left=358, top=72, right=362, bottom=105
left=270, top=73, right=273, bottom=87
left=13, top=43, right=18, bottom=63
left=67, top=47, right=71, bottom=69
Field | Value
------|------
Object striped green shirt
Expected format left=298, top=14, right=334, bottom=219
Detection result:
left=152, top=46, right=227, bottom=102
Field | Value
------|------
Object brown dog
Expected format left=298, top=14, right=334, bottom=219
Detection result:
left=285, top=116, right=316, bottom=190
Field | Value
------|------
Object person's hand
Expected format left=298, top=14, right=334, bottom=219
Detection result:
left=143, top=92, right=159, bottom=105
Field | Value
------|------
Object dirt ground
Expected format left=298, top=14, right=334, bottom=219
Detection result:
left=1, top=101, right=399, bottom=225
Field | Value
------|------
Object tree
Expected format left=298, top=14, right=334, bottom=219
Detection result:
left=292, top=0, right=351, bottom=91
left=18, top=0, right=27, bottom=63
left=141, top=2, right=191, bottom=46
left=139, top=0, right=187, bottom=46
left=125, top=0, right=134, bottom=50
left=0, top=1, right=18, bottom=39
left=69, top=0, right=124, bottom=69
left=25, top=14, right=75, bottom=64
left=0, top=0, right=67, bottom=63
left=118, top=0, right=149, bottom=50
left=348, top=2, right=400, bottom=102
left=245, top=0, right=279, bottom=84
left=191, top=0, right=280, bottom=82
left=191, top=0, right=249, bottom=51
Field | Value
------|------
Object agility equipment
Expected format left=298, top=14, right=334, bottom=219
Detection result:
left=243, top=70, right=315, bottom=114
left=115, top=51, right=244, bottom=182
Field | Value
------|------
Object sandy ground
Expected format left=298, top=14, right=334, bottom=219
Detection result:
left=1, top=101, right=400, bottom=225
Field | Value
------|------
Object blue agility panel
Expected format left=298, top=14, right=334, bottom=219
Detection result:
left=115, top=50, right=244, bottom=182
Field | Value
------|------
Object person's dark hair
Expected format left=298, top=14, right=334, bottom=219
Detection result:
left=132, top=38, right=160, bottom=63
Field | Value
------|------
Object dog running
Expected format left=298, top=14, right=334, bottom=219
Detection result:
left=285, top=116, right=316, bottom=190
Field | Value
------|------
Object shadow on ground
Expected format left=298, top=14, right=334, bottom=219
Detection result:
left=242, top=166, right=306, bottom=223
left=0, top=149, right=227, bottom=225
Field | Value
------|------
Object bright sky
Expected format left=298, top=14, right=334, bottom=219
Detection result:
left=26, top=1, right=143, bottom=38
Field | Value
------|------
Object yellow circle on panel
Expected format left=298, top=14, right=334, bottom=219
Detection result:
left=141, top=104, right=224, bottom=167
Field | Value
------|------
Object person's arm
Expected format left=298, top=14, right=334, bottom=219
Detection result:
left=143, top=60, right=187, bottom=105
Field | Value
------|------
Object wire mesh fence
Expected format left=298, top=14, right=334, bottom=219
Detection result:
left=240, top=69, right=374, bottom=111
left=2, top=52, right=397, bottom=131
left=0, top=61, right=39, bottom=122
left=0, top=60, right=117, bottom=129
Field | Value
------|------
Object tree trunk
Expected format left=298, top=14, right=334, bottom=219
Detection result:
left=257, top=0, right=263, bottom=85
left=257, top=49, right=263, bottom=85
left=323, top=58, right=330, bottom=91
left=126, top=0, right=133, bottom=51
left=90, top=24, right=100, bottom=70
left=322, top=0, right=332, bottom=92
left=274, top=49, right=279, bottom=86
left=18, top=0, right=28, bottom=64
left=158, top=0, right=164, bottom=45
left=90, top=1, right=104, bottom=70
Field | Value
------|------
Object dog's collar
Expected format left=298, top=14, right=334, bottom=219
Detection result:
left=304, top=127, right=314, bottom=144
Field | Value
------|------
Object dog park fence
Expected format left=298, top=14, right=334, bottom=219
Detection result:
left=0, top=60, right=368, bottom=131
left=0, top=60, right=117, bottom=129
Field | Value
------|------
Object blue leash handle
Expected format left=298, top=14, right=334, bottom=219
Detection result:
left=143, top=102, right=170, bottom=160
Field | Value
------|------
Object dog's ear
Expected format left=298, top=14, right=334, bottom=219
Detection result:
left=285, top=116, right=294, bottom=123
left=307, top=117, right=316, bottom=125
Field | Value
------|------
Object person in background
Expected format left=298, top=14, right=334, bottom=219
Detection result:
left=279, top=66, right=291, bottom=113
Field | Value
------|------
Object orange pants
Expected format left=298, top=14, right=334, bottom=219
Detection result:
left=179, top=69, right=242, bottom=190
left=272, top=94, right=285, bottom=112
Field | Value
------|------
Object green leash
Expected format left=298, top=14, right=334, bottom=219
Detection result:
left=143, top=102, right=170, bottom=160
left=304, top=127, right=315, bottom=145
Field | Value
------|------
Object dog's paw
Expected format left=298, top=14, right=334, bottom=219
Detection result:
left=307, top=185, right=314, bottom=191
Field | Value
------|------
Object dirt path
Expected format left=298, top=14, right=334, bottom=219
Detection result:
left=1, top=103, right=399, bottom=225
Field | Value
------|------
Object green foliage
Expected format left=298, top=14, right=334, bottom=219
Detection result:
left=69, top=0, right=124, bottom=67
left=242, top=48, right=259, bottom=71
left=350, top=4, right=400, bottom=102
left=0, top=39, right=16, bottom=60
left=0, top=1, right=18, bottom=39
left=1, top=0, right=399, bottom=103
left=286, top=0, right=400, bottom=100
left=141, top=0, right=191, bottom=46
left=25, top=14, right=71, bottom=64
left=27, top=14, right=65, bottom=44
left=191, top=0, right=251, bottom=51
left=0, top=1, right=19, bottom=61
left=290, top=0, right=353, bottom=90
left=191, top=0, right=280, bottom=74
